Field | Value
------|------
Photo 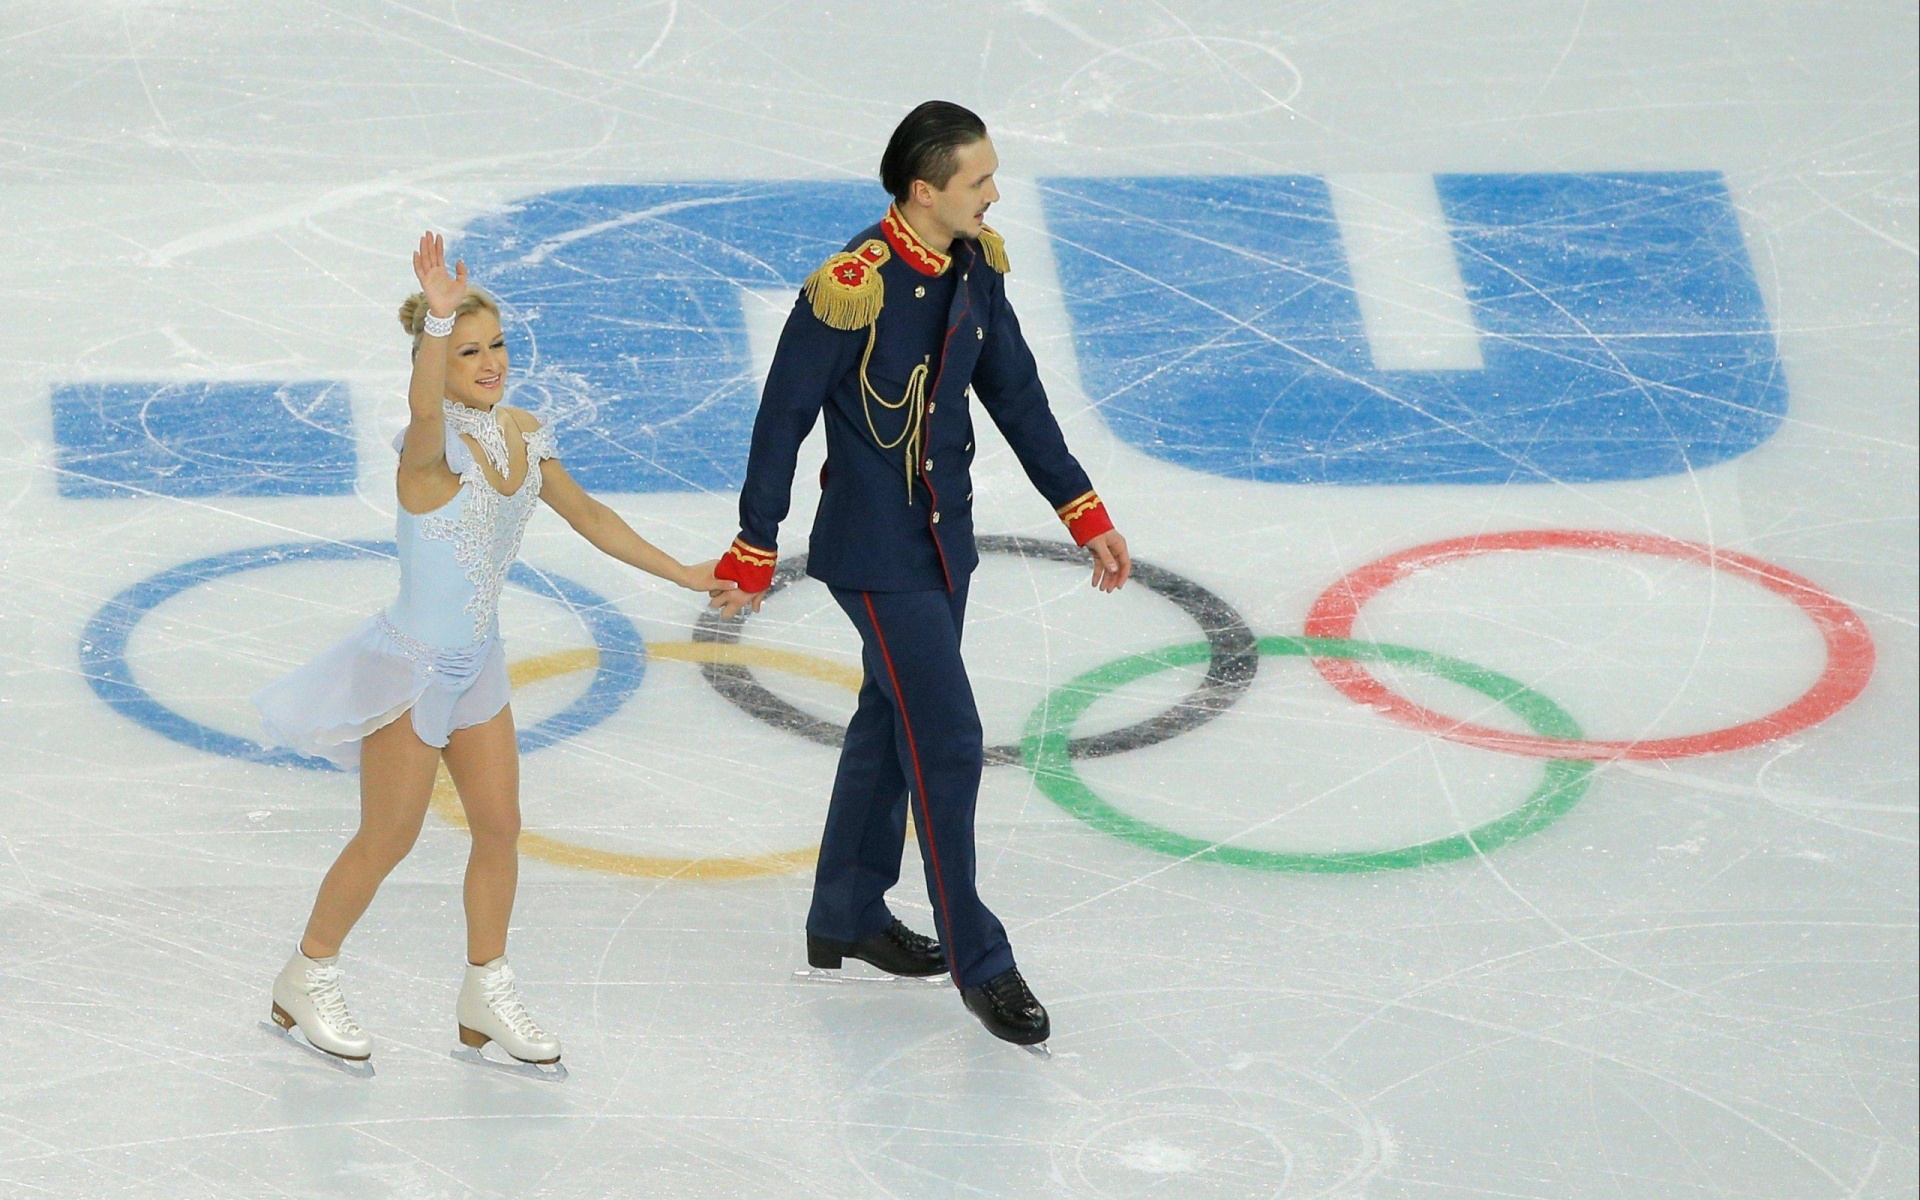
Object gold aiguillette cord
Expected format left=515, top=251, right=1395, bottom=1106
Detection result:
left=857, top=325, right=930, bottom=503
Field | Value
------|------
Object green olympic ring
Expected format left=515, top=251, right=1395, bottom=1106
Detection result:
left=1020, top=636, right=1596, bottom=873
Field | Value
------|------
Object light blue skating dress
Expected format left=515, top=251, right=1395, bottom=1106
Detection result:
left=254, top=401, right=558, bottom=770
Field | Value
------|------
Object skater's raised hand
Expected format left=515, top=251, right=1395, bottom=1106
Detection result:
left=397, top=230, right=474, bottom=509
left=412, top=231, right=467, bottom=317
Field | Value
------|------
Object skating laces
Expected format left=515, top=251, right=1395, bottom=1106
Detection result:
left=883, top=919, right=938, bottom=954
left=482, top=964, right=548, bottom=1039
left=304, top=964, right=363, bottom=1035
left=983, top=970, right=1039, bottom=1013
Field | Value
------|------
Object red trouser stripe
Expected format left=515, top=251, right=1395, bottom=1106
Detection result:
left=862, top=592, right=960, bottom=989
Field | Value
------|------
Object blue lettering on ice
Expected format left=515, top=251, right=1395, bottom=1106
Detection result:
left=456, top=181, right=886, bottom=492
left=53, top=175, right=1782, bottom=498
left=53, top=381, right=358, bottom=498
left=1040, top=172, right=1785, bottom=483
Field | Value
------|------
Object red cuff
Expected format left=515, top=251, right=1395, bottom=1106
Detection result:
left=1057, top=491, right=1115, bottom=547
left=715, top=537, right=776, bottom=593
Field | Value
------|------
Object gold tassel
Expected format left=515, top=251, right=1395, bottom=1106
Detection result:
left=977, top=224, right=1010, bottom=274
left=802, top=242, right=889, bottom=330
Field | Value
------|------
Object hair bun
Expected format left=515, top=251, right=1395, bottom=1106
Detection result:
left=397, top=286, right=500, bottom=357
left=397, top=293, right=426, bottom=335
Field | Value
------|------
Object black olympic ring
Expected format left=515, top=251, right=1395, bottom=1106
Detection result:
left=690, top=534, right=1259, bottom=766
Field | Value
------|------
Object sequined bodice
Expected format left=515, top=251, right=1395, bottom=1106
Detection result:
left=387, top=404, right=559, bottom=649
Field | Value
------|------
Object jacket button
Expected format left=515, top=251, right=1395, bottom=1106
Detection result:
left=975, top=327, right=984, bottom=340
left=927, top=402, right=935, bottom=413
left=931, top=511, right=941, bottom=524
left=914, top=285, right=926, bottom=298
left=924, top=458, right=934, bottom=471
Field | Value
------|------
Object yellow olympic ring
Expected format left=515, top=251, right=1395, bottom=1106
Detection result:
left=427, top=640, right=861, bottom=881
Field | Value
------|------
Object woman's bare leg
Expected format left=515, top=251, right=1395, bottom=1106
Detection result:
left=299, top=714, right=442, bottom=959
left=440, top=706, right=521, bottom=965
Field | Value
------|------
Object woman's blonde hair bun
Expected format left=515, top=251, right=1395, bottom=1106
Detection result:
left=398, top=287, right=502, bottom=353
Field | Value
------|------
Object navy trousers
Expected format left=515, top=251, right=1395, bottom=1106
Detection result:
left=806, top=581, right=1015, bottom=989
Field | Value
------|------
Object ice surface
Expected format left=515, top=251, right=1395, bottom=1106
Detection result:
left=1, top=3, right=1914, bottom=1198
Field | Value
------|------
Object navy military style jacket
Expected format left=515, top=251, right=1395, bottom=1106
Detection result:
left=715, top=206, right=1113, bottom=594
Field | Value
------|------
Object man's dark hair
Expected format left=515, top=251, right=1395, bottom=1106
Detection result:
left=879, top=101, right=988, bottom=204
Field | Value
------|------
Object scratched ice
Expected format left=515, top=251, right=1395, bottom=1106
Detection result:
left=0, top=3, right=1913, bottom=1198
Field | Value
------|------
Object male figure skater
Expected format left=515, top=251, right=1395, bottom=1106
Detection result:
left=710, top=101, right=1131, bottom=1047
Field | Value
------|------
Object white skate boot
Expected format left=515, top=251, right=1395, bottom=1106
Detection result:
left=454, top=957, right=564, bottom=1079
left=267, top=950, right=374, bottom=1071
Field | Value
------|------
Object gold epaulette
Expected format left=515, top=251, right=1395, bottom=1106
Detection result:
left=977, top=224, right=1010, bottom=274
left=802, top=239, right=890, bottom=330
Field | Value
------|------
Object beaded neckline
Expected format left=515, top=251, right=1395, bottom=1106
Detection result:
left=442, top=400, right=511, bottom=478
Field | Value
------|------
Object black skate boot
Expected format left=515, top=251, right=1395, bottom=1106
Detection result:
left=807, top=918, right=947, bottom=977
left=962, top=967, right=1050, bottom=1046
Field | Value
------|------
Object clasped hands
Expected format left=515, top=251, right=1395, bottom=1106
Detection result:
left=703, top=530, right=1130, bottom=620
left=708, top=586, right=764, bottom=620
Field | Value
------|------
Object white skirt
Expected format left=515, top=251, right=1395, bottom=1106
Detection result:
left=253, top=614, right=510, bottom=771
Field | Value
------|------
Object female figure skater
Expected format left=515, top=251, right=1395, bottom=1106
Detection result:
left=256, top=232, right=725, bottom=1070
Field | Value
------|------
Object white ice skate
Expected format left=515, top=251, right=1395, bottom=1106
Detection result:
left=266, top=950, right=374, bottom=1074
left=453, top=957, right=566, bottom=1080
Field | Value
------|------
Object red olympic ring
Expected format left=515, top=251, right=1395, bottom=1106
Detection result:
left=1303, top=529, right=1876, bottom=761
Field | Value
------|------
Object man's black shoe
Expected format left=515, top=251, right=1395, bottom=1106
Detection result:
left=961, top=967, right=1050, bottom=1045
left=806, top=919, right=946, bottom=977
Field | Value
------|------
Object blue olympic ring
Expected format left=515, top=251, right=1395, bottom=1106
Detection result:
left=78, top=540, right=647, bottom=771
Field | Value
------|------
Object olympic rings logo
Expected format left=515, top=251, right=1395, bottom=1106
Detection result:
left=78, top=529, right=1875, bottom=879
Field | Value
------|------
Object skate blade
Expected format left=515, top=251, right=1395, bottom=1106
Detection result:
left=791, top=968, right=947, bottom=987
left=450, top=1043, right=568, bottom=1082
left=258, top=1021, right=375, bottom=1078
left=1022, top=1041, right=1052, bottom=1060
